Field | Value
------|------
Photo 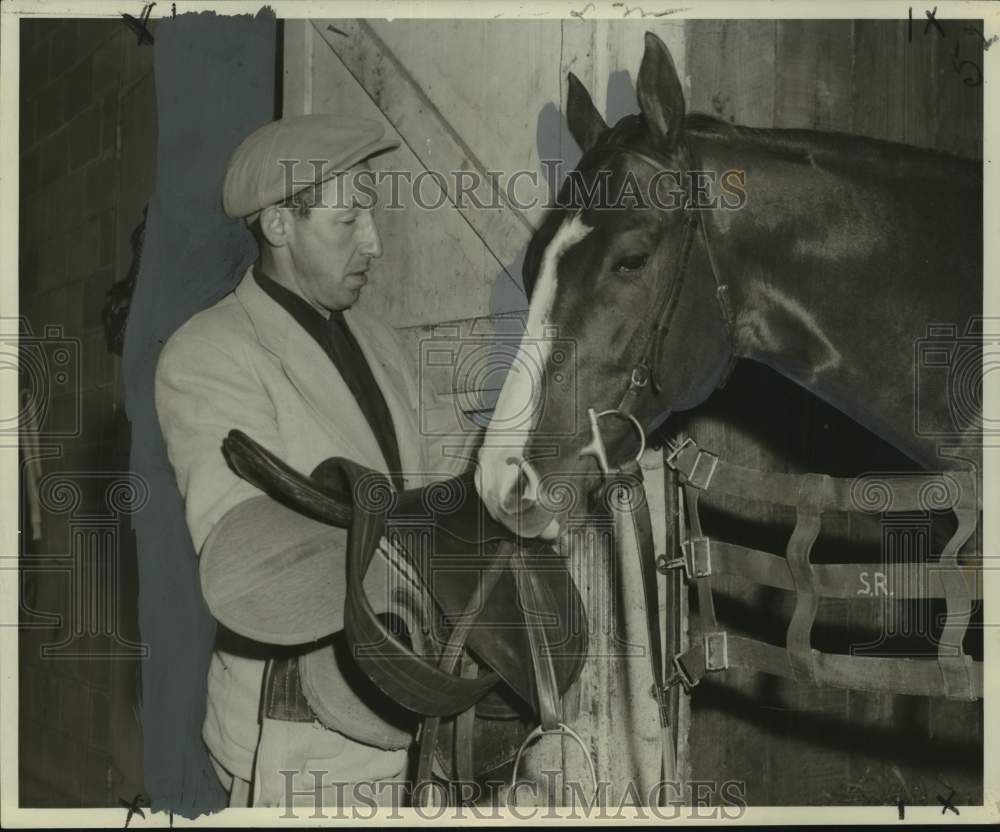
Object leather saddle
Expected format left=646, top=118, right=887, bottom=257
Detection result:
left=221, top=429, right=588, bottom=775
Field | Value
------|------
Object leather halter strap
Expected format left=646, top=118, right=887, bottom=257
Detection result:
left=616, top=207, right=700, bottom=416
left=584, top=142, right=735, bottom=417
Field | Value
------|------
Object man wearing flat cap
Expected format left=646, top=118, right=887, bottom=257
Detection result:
left=156, top=114, right=454, bottom=807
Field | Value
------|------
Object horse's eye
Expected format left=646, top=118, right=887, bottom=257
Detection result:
left=614, top=254, right=649, bottom=274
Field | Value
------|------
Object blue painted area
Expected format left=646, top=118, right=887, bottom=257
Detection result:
left=121, top=10, right=275, bottom=816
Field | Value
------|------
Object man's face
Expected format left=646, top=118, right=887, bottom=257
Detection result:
left=284, top=162, right=382, bottom=313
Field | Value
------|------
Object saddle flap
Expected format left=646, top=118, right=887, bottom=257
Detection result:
left=223, top=430, right=354, bottom=526
left=391, top=522, right=588, bottom=713
left=384, top=473, right=587, bottom=711
left=222, top=429, right=589, bottom=717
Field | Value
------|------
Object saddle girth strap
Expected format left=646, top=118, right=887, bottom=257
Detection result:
left=413, top=543, right=512, bottom=793
left=411, top=541, right=567, bottom=798
left=513, top=546, right=564, bottom=731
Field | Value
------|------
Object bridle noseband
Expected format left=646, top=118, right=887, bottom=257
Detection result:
left=577, top=140, right=734, bottom=478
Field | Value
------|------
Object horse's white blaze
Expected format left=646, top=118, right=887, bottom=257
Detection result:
left=476, top=214, right=592, bottom=517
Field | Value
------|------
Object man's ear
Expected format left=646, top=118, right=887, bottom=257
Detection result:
left=258, top=205, right=290, bottom=248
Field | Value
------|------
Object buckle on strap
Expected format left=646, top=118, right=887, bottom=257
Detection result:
left=703, top=631, right=730, bottom=672
left=657, top=536, right=712, bottom=581
left=663, top=632, right=730, bottom=694
left=664, top=654, right=699, bottom=693
left=630, top=362, right=651, bottom=389
left=664, top=438, right=719, bottom=491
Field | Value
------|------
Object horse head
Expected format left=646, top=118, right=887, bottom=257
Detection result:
left=476, top=33, right=734, bottom=539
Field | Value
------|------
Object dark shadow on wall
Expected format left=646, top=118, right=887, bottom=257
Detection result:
left=121, top=10, right=276, bottom=817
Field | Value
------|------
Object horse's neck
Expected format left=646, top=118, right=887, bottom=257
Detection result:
left=694, top=129, right=981, bottom=472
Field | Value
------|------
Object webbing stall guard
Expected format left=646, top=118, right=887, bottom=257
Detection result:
left=657, top=438, right=982, bottom=703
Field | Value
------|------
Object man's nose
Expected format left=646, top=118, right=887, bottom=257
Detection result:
left=358, top=212, right=383, bottom=259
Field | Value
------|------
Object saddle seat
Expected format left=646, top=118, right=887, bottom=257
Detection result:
left=221, top=429, right=589, bottom=726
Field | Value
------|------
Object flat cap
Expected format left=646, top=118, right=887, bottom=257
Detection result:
left=222, top=114, right=399, bottom=219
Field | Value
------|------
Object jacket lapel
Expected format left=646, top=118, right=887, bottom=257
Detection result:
left=233, top=270, right=389, bottom=473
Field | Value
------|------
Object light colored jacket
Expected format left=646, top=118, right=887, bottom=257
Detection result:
left=155, top=267, right=451, bottom=780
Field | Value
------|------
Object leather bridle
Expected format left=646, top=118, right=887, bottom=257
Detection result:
left=577, top=140, right=735, bottom=480
left=565, top=139, right=734, bottom=792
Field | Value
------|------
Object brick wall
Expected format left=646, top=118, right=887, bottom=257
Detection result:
left=19, top=17, right=155, bottom=808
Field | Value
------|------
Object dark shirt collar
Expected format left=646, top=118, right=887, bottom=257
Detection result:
left=253, top=265, right=334, bottom=323
left=251, top=263, right=404, bottom=489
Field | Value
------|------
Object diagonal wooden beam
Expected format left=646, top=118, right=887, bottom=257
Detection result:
left=310, top=19, right=534, bottom=281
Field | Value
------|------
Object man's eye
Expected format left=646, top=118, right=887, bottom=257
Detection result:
left=614, top=254, right=648, bottom=274
left=340, top=216, right=357, bottom=225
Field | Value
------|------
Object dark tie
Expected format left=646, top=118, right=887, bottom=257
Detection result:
left=325, top=311, right=404, bottom=492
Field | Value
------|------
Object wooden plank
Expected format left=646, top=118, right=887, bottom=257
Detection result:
left=370, top=19, right=567, bottom=229
left=281, top=19, right=313, bottom=117
left=303, top=22, right=527, bottom=328
left=686, top=19, right=776, bottom=126
left=903, top=13, right=940, bottom=151
left=684, top=19, right=727, bottom=118
left=774, top=20, right=855, bottom=130
left=852, top=19, right=907, bottom=144
left=311, top=19, right=534, bottom=260
left=929, top=18, right=983, bottom=159
left=310, top=19, right=534, bottom=319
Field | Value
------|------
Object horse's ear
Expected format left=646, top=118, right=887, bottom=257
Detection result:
left=636, top=31, right=685, bottom=148
left=566, top=72, right=608, bottom=153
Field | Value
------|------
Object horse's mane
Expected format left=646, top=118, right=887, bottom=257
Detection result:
left=683, top=112, right=979, bottom=189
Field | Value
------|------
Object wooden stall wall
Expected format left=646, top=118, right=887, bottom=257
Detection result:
left=681, top=19, right=983, bottom=805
